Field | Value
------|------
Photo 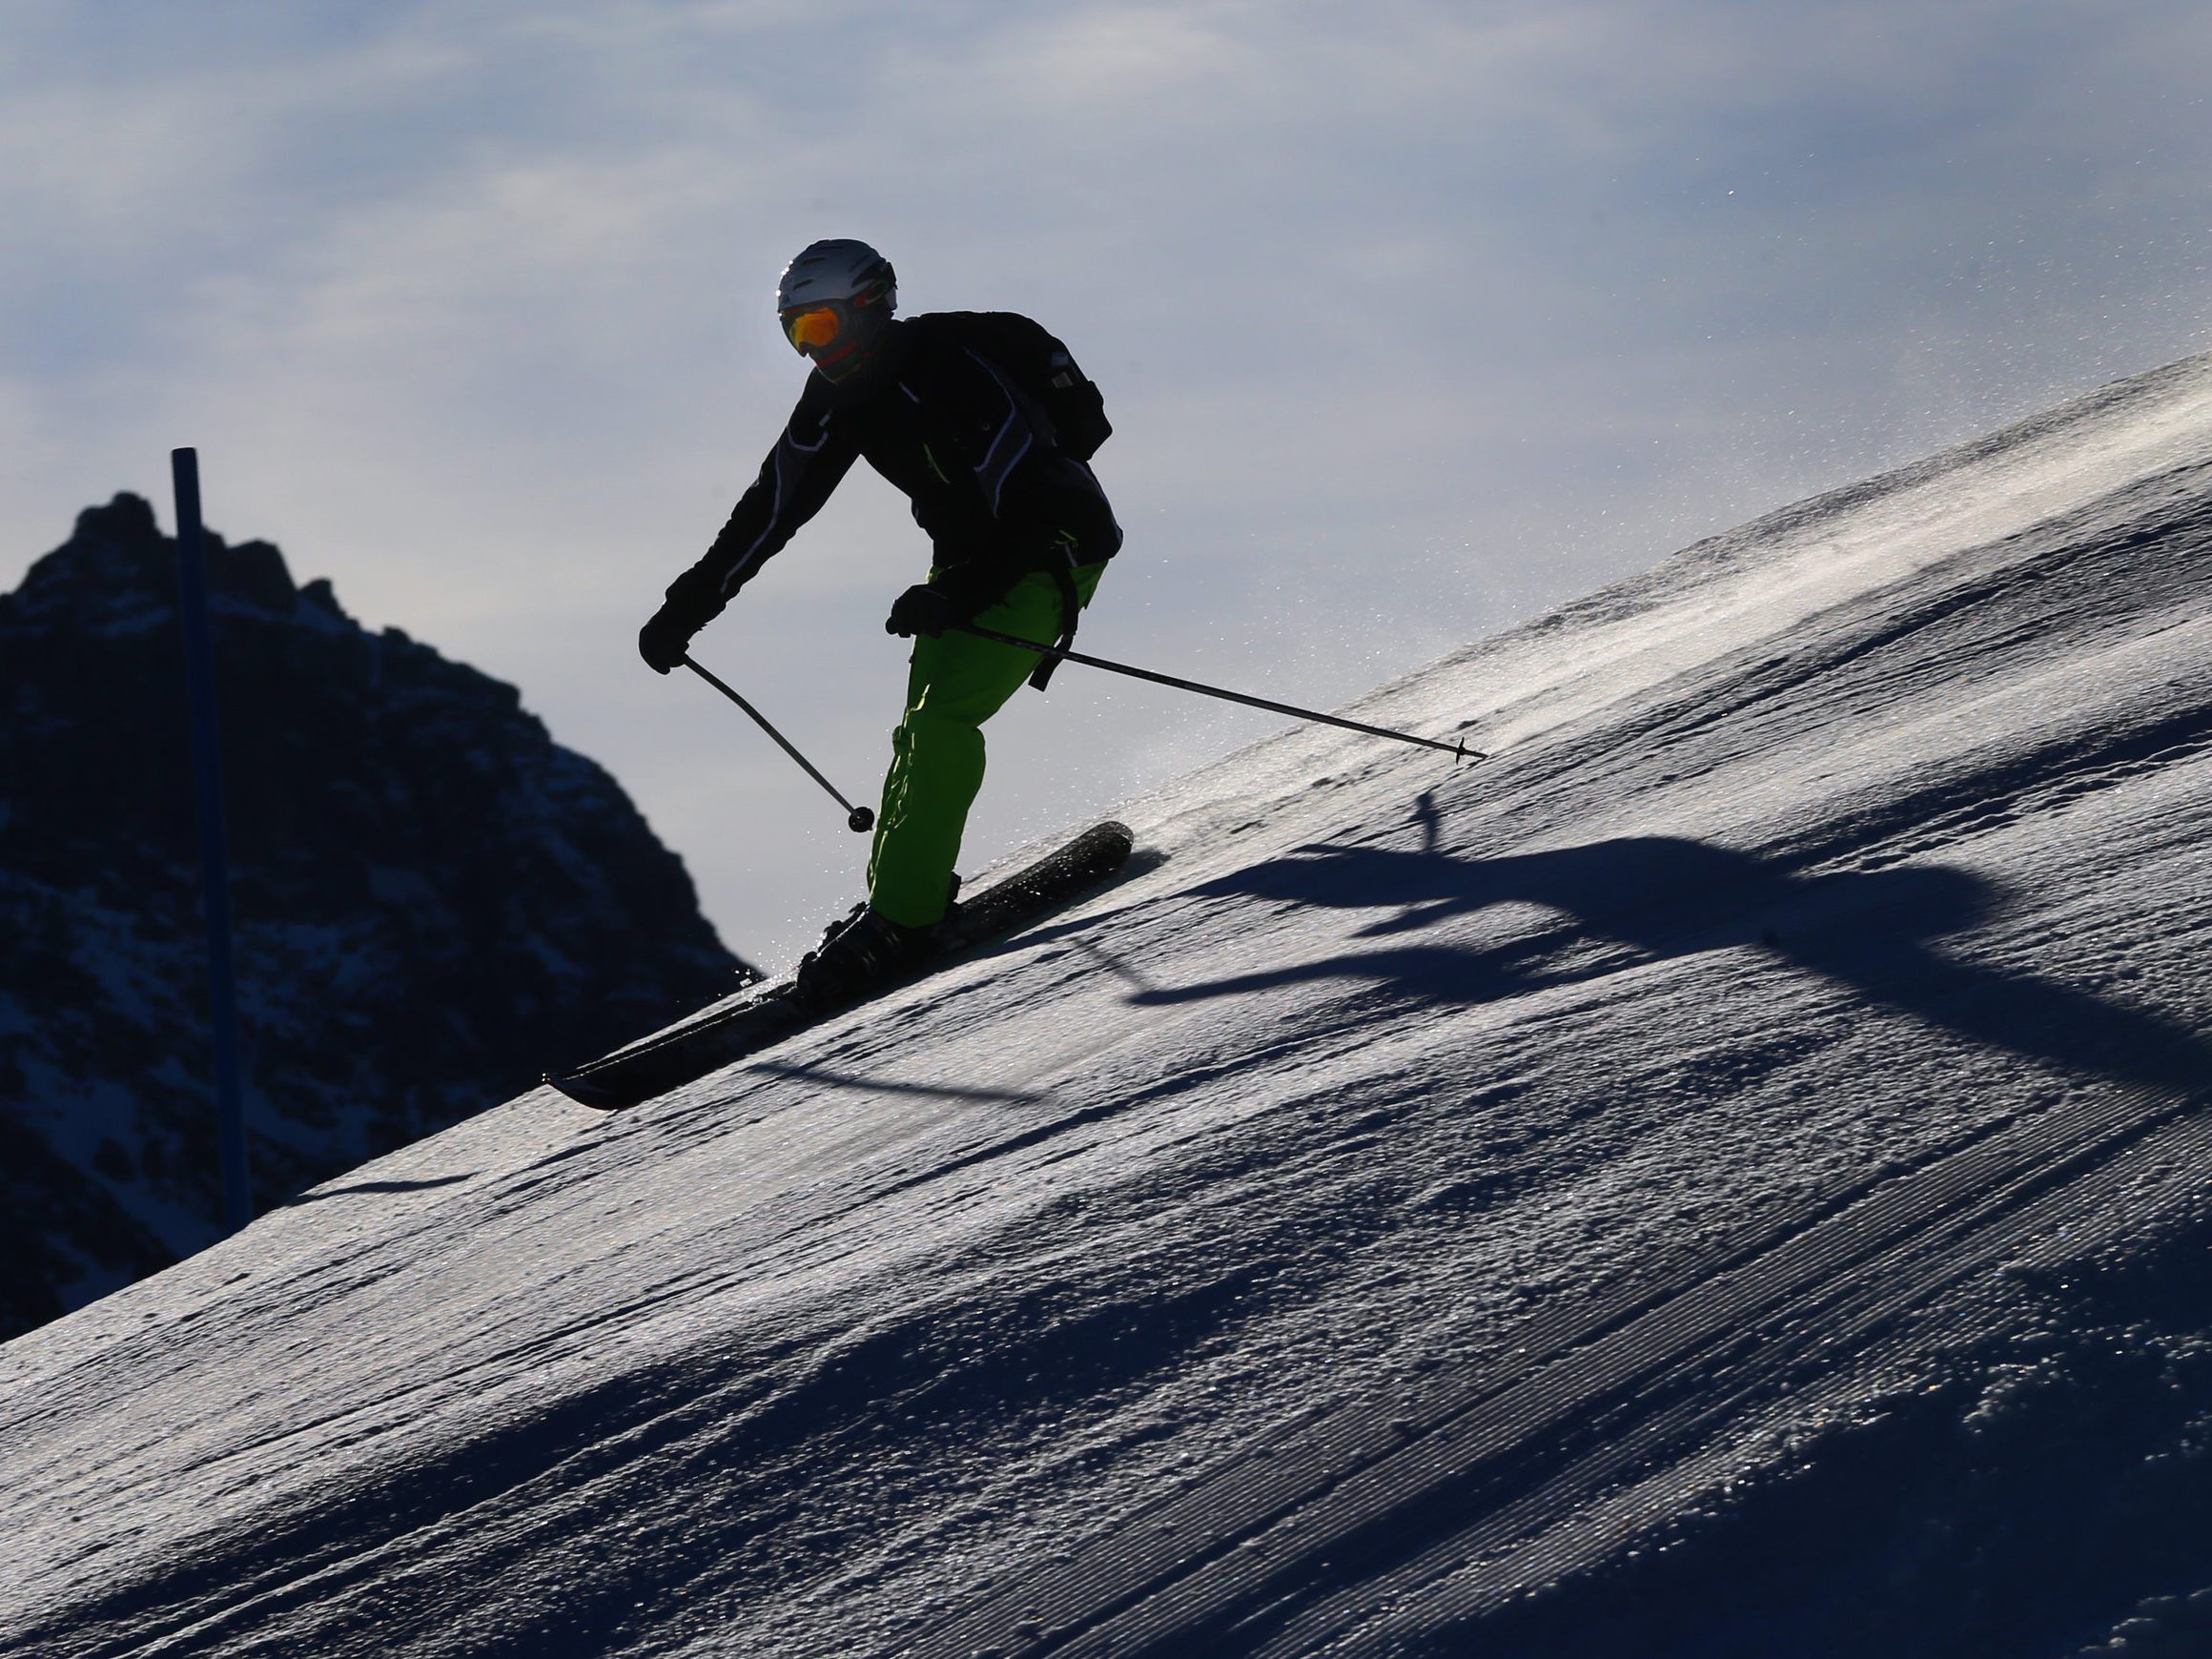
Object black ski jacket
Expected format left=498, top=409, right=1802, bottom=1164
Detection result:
left=666, top=312, right=1121, bottom=624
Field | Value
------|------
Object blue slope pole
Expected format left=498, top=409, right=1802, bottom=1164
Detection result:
left=172, top=447, right=253, bottom=1234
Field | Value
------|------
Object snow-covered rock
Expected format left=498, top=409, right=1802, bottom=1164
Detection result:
left=2, top=354, right=2208, bottom=1656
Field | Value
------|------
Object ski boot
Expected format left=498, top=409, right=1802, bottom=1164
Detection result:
left=793, top=903, right=935, bottom=1010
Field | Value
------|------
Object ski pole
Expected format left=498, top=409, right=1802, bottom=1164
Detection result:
left=682, top=654, right=875, bottom=832
left=952, top=625, right=1484, bottom=763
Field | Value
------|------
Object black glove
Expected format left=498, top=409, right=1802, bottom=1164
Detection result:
left=639, top=568, right=725, bottom=674
left=639, top=600, right=704, bottom=673
left=885, top=583, right=963, bottom=640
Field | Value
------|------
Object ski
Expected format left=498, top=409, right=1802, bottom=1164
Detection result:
left=544, top=821, right=1136, bottom=1111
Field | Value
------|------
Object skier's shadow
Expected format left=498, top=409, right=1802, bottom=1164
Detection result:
left=1115, top=794, right=2209, bottom=1095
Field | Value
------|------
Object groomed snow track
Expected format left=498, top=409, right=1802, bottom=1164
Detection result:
left=923, top=1072, right=2206, bottom=1657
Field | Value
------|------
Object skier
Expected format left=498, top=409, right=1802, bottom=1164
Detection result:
left=638, top=238, right=1122, bottom=1007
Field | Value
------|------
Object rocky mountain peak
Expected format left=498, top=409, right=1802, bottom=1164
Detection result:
left=0, top=498, right=755, bottom=1340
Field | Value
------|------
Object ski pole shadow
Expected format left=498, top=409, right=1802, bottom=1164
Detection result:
left=1124, top=794, right=2211, bottom=1096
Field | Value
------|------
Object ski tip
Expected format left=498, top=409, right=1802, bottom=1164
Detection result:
left=1028, top=819, right=1137, bottom=888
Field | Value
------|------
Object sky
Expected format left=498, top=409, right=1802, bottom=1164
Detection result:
left=4, top=0, right=2209, bottom=970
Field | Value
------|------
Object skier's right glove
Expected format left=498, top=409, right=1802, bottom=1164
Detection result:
left=885, top=583, right=963, bottom=640
left=884, top=562, right=1009, bottom=640
left=638, top=568, right=726, bottom=674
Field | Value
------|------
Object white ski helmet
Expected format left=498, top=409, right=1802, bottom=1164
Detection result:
left=775, top=239, right=896, bottom=377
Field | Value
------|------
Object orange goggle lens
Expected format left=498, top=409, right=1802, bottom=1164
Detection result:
left=782, top=305, right=842, bottom=351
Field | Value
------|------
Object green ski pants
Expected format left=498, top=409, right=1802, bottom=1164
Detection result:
left=867, top=560, right=1108, bottom=929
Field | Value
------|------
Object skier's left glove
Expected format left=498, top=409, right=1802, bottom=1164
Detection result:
left=639, top=566, right=727, bottom=673
left=639, top=603, right=702, bottom=673
left=885, top=583, right=963, bottom=640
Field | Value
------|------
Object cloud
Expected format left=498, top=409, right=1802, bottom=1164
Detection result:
left=5, top=0, right=2210, bottom=966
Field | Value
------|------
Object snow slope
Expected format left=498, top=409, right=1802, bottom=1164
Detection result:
left=4, top=353, right=2210, bottom=1658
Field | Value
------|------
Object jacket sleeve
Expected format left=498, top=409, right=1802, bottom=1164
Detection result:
left=663, top=391, right=859, bottom=620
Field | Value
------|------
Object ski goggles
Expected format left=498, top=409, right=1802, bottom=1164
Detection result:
left=781, top=303, right=846, bottom=353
